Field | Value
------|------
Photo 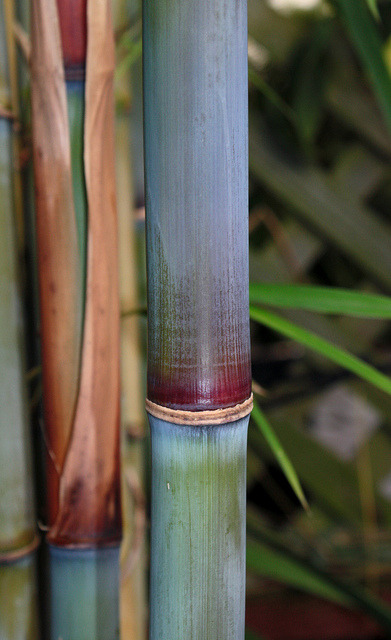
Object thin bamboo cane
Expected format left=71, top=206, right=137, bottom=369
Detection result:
left=143, top=0, right=251, bottom=638
left=0, top=2, right=39, bottom=636
left=30, top=0, right=122, bottom=636
left=113, top=5, right=147, bottom=637
left=0, top=115, right=40, bottom=640
left=115, top=113, right=147, bottom=640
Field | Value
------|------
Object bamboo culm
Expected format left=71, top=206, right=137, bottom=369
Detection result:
left=143, top=0, right=251, bottom=638
left=0, top=0, right=39, bottom=635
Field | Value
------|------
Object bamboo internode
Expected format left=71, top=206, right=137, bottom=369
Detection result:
left=144, top=0, right=251, bottom=414
left=144, top=0, right=251, bottom=637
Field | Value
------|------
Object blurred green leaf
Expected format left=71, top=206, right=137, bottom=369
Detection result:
left=249, top=117, right=391, bottom=291
left=335, top=0, right=391, bottom=133
left=247, top=538, right=352, bottom=606
left=247, top=524, right=391, bottom=632
left=249, top=67, right=296, bottom=125
left=249, top=284, right=391, bottom=318
left=249, top=305, right=391, bottom=396
left=115, top=36, right=142, bottom=78
left=366, top=0, right=380, bottom=19
left=252, top=398, right=308, bottom=511
left=292, top=21, right=331, bottom=150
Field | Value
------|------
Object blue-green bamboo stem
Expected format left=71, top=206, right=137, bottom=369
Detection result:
left=149, top=416, right=249, bottom=640
left=143, top=0, right=250, bottom=411
left=144, top=0, right=251, bottom=636
left=49, top=546, right=120, bottom=640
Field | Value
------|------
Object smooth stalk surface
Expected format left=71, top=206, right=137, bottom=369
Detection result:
left=143, top=0, right=251, bottom=638
left=50, top=546, right=120, bottom=640
left=143, top=0, right=250, bottom=412
left=150, top=416, right=248, bottom=639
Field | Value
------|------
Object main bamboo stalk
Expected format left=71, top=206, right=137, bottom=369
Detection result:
left=143, top=0, right=251, bottom=638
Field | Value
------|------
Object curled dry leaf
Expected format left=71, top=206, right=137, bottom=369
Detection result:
left=49, top=0, right=121, bottom=546
left=31, top=0, right=82, bottom=524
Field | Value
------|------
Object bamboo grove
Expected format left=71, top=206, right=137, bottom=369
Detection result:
left=0, top=0, right=252, bottom=636
left=8, top=0, right=391, bottom=638
left=0, top=0, right=251, bottom=640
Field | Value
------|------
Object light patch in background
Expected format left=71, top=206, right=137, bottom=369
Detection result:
left=307, top=384, right=381, bottom=462
left=268, top=0, right=321, bottom=11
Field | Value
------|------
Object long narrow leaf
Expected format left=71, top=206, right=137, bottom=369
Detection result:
left=249, top=117, right=391, bottom=291
left=335, top=0, right=391, bottom=133
left=252, top=398, right=308, bottom=510
left=247, top=531, right=391, bottom=632
left=249, top=284, right=391, bottom=318
left=366, top=0, right=379, bottom=19
left=247, top=539, right=352, bottom=606
left=250, top=306, right=391, bottom=396
left=248, top=67, right=296, bottom=125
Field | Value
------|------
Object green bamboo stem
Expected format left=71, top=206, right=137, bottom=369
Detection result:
left=0, top=113, right=40, bottom=640
left=115, top=50, right=147, bottom=638
left=50, top=546, right=120, bottom=640
left=0, top=118, right=35, bottom=556
left=0, top=554, right=40, bottom=640
left=0, top=2, right=40, bottom=631
left=149, top=417, right=248, bottom=639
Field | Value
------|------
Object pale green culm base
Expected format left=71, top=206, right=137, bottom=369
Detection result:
left=0, top=553, right=40, bottom=640
left=149, top=415, right=249, bottom=640
left=49, top=545, right=120, bottom=640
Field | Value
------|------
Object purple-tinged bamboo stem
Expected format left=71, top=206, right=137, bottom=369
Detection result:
left=143, top=0, right=251, bottom=412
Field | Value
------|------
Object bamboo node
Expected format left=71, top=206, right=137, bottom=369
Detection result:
left=0, top=534, right=40, bottom=564
left=145, top=394, right=253, bottom=426
left=0, top=104, right=15, bottom=120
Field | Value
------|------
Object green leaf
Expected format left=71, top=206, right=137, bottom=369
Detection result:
left=115, top=37, right=142, bottom=78
left=249, top=305, right=391, bottom=396
left=247, top=538, right=352, bottom=606
left=247, top=526, right=391, bottom=632
left=366, top=0, right=380, bottom=19
left=249, top=117, right=391, bottom=291
left=248, top=67, right=296, bottom=126
left=252, top=398, right=308, bottom=511
left=249, top=284, right=391, bottom=318
left=335, top=0, right=391, bottom=133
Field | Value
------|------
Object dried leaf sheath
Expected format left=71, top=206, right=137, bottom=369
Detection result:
left=31, top=0, right=82, bottom=524
left=49, top=0, right=121, bottom=546
left=31, top=0, right=121, bottom=546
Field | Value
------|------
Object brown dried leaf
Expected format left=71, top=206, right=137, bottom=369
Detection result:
left=49, top=0, right=121, bottom=546
left=31, top=0, right=82, bottom=522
